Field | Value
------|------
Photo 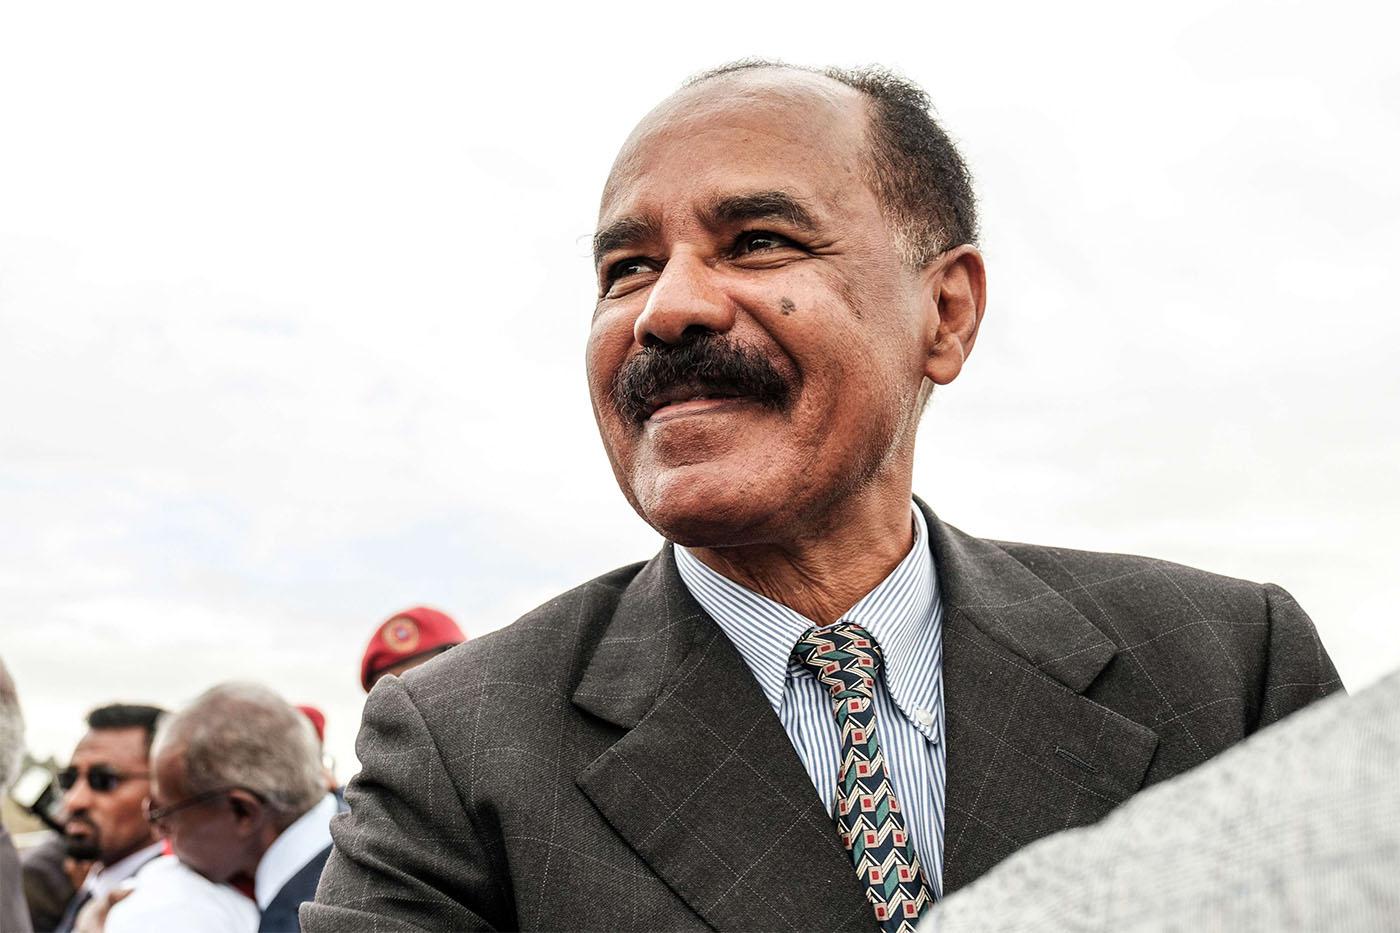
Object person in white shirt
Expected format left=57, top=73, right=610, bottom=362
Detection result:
left=143, top=683, right=336, bottom=933
left=98, top=854, right=259, bottom=933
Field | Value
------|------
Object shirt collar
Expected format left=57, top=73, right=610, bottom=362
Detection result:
left=676, top=502, right=942, bottom=742
left=253, top=793, right=336, bottom=909
left=89, top=841, right=164, bottom=897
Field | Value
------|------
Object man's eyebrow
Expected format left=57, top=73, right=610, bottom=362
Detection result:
left=704, top=190, right=818, bottom=232
left=592, top=215, right=661, bottom=267
left=591, top=191, right=818, bottom=267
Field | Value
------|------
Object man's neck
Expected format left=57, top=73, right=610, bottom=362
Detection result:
left=688, top=486, right=916, bottom=627
left=100, top=836, right=159, bottom=875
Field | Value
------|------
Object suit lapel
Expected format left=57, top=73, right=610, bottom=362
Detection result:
left=921, top=503, right=1160, bottom=894
left=574, top=546, right=873, bottom=932
left=571, top=507, right=1162, bottom=911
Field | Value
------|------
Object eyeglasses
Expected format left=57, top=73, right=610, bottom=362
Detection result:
left=56, top=765, right=150, bottom=793
left=144, top=786, right=264, bottom=826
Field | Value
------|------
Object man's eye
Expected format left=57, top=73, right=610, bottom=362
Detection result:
left=605, top=258, right=653, bottom=285
left=733, top=231, right=792, bottom=254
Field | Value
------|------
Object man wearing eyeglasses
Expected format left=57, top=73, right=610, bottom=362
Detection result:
left=104, top=682, right=335, bottom=933
left=51, top=704, right=165, bottom=932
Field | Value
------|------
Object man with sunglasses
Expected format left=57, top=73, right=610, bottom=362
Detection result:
left=52, top=704, right=165, bottom=932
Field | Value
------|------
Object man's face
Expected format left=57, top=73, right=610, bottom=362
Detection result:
left=587, top=74, right=934, bottom=547
left=148, top=747, right=247, bottom=883
left=60, top=727, right=155, bottom=864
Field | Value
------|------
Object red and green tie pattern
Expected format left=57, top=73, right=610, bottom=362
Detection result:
left=794, top=623, right=933, bottom=933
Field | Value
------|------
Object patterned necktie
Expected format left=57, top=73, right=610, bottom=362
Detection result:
left=794, top=622, right=933, bottom=933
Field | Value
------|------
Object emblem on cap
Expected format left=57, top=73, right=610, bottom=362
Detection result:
left=383, top=616, right=421, bottom=653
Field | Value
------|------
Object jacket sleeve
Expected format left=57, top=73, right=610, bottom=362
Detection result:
left=301, top=674, right=511, bottom=931
left=1254, top=583, right=1345, bottom=730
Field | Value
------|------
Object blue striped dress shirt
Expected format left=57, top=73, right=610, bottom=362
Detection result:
left=674, top=504, right=946, bottom=897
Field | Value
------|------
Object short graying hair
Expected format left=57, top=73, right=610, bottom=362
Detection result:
left=687, top=60, right=979, bottom=268
left=0, top=657, right=24, bottom=789
left=154, top=682, right=323, bottom=819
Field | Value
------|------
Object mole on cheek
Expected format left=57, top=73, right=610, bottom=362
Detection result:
left=779, top=297, right=796, bottom=316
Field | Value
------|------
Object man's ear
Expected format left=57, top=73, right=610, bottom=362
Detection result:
left=227, top=789, right=264, bottom=831
left=922, top=245, right=987, bottom=386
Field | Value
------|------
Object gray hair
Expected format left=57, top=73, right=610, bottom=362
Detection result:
left=154, top=682, right=323, bottom=819
left=0, top=656, right=24, bottom=789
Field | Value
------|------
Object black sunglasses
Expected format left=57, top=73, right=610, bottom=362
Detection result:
left=56, top=764, right=150, bottom=793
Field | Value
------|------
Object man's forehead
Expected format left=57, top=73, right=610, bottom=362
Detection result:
left=599, top=69, right=870, bottom=218
left=74, top=727, right=148, bottom=762
left=151, top=745, right=187, bottom=796
left=648, top=67, right=861, bottom=130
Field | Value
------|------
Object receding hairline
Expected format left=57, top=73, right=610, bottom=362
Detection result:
left=600, top=66, right=872, bottom=211
left=683, top=60, right=862, bottom=98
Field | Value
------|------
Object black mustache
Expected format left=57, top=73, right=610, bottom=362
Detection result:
left=612, top=333, right=794, bottom=424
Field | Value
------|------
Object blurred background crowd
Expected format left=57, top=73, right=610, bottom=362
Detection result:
left=0, top=606, right=466, bottom=931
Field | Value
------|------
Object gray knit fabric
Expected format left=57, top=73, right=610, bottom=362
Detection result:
left=1, top=825, right=34, bottom=933
left=926, top=670, right=1400, bottom=933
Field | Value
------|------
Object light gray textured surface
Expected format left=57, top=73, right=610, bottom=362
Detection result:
left=1, top=826, right=35, bottom=933
left=927, top=670, right=1400, bottom=932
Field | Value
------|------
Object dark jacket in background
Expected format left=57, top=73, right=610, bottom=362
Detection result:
left=18, top=833, right=71, bottom=933
left=260, top=845, right=332, bottom=933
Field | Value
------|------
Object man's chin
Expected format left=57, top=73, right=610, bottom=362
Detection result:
left=633, top=473, right=784, bottom=549
left=63, top=835, right=100, bottom=861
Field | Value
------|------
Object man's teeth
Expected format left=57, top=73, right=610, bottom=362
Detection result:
left=661, top=393, right=733, bottom=405
left=647, top=391, right=742, bottom=415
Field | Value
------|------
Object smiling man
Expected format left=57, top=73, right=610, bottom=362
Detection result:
left=306, top=63, right=1341, bottom=932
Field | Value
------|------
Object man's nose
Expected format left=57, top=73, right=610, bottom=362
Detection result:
left=61, top=780, right=92, bottom=817
left=633, top=251, right=735, bottom=347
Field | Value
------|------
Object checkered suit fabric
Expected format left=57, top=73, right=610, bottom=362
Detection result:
left=304, top=501, right=1341, bottom=931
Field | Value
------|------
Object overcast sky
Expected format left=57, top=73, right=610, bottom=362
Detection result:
left=2, top=0, right=1397, bottom=778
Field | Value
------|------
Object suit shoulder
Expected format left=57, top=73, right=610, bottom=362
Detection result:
left=991, top=538, right=1267, bottom=599
left=400, top=560, right=648, bottom=691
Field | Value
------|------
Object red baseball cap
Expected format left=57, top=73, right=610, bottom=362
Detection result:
left=361, top=606, right=466, bottom=691
left=296, top=704, right=327, bottom=744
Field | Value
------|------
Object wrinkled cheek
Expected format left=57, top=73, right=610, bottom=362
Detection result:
left=585, top=326, right=642, bottom=459
left=586, top=384, right=640, bottom=494
left=584, top=325, right=629, bottom=413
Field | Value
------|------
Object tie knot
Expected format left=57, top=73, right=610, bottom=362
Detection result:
left=793, top=622, right=884, bottom=699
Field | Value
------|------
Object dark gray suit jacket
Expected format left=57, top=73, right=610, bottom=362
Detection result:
left=305, top=504, right=1341, bottom=931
